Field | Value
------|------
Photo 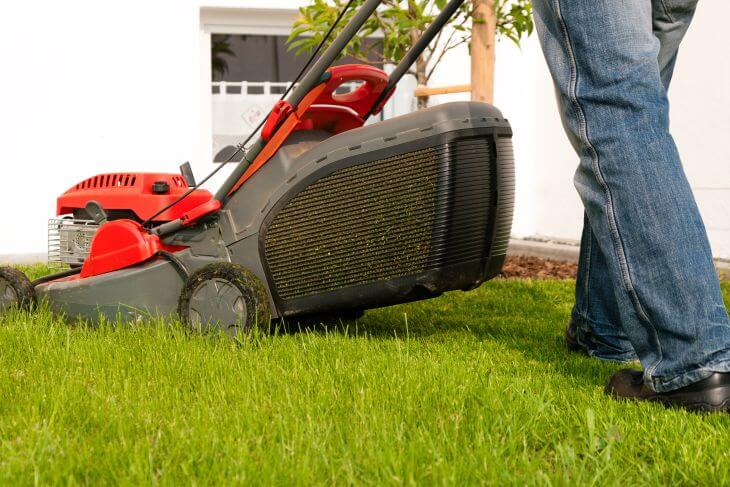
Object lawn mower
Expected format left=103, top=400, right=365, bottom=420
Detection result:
left=0, top=0, right=514, bottom=334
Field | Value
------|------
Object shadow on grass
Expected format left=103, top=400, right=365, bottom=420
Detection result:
left=13, top=267, right=633, bottom=388
left=277, top=279, right=619, bottom=387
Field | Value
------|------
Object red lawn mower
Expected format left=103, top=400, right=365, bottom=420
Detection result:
left=0, top=0, right=514, bottom=334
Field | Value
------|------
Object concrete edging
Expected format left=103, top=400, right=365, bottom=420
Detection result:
left=508, top=238, right=580, bottom=263
left=0, top=253, right=46, bottom=265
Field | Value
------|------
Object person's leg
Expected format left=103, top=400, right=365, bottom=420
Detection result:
left=568, top=0, right=698, bottom=363
left=533, top=0, right=730, bottom=392
left=570, top=215, right=638, bottom=363
left=652, top=0, right=699, bottom=88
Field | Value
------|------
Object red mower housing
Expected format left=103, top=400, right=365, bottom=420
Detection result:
left=57, top=172, right=212, bottom=222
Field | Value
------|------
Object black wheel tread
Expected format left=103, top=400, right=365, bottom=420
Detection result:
left=0, top=267, right=36, bottom=312
left=177, top=263, right=271, bottom=334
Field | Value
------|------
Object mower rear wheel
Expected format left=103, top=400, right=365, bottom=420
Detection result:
left=178, top=263, right=271, bottom=337
left=0, top=267, right=35, bottom=314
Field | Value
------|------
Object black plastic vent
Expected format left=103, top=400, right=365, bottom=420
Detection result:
left=429, top=137, right=493, bottom=268
left=491, top=137, right=516, bottom=257
left=264, top=136, right=497, bottom=301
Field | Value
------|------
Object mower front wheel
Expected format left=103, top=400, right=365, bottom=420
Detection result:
left=0, top=267, right=35, bottom=314
left=178, top=263, right=272, bottom=337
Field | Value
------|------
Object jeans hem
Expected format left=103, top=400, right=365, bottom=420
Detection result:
left=649, top=357, right=730, bottom=393
left=570, top=313, right=639, bottom=364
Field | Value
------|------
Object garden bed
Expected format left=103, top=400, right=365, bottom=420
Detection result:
left=500, top=255, right=578, bottom=279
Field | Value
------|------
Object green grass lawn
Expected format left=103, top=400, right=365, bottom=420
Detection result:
left=1, top=266, right=729, bottom=485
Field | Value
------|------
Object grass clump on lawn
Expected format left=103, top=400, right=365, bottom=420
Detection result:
left=0, top=265, right=729, bottom=484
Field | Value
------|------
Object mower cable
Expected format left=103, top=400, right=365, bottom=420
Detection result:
left=141, top=0, right=357, bottom=229
left=157, top=250, right=190, bottom=279
left=32, top=252, right=190, bottom=288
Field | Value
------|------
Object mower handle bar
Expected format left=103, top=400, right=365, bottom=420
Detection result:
left=211, top=0, right=468, bottom=203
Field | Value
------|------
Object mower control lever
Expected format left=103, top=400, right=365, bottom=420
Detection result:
left=150, top=199, right=222, bottom=237
left=312, top=64, right=389, bottom=118
left=179, top=162, right=196, bottom=187
left=85, top=201, right=108, bottom=225
left=151, top=219, right=184, bottom=237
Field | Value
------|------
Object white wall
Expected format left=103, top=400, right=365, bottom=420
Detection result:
left=0, top=0, right=309, bottom=255
left=0, top=1, right=727, bottom=259
left=667, top=3, right=730, bottom=259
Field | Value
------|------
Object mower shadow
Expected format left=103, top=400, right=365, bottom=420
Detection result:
left=275, top=280, right=618, bottom=387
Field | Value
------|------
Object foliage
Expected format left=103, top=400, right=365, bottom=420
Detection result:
left=211, top=35, right=235, bottom=80
left=0, top=265, right=729, bottom=484
left=494, top=0, right=534, bottom=45
left=287, top=0, right=533, bottom=84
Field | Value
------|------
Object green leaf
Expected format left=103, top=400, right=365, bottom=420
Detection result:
left=284, top=0, right=535, bottom=82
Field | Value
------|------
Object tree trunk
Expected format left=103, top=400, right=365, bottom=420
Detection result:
left=409, top=0, right=430, bottom=110
left=415, top=56, right=429, bottom=110
left=471, top=0, right=497, bottom=104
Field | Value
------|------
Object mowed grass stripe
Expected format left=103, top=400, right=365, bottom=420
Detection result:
left=0, top=266, right=728, bottom=484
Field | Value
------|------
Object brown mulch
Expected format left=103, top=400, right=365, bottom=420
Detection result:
left=499, top=255, right=578, bottom=279
left=499, top=255, right=730, bottom=281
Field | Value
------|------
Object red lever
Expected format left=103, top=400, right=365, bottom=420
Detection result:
left=261, top=100, right=294, bottom=142
left=226, top=65, right=391, bottom=194
left=313, top=64, right=389, bottom=118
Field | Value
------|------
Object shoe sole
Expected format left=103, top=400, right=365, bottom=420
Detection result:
left=652, top=386, right=730, bottom=413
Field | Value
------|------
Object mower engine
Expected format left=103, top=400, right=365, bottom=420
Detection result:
left=49, top=172, right=212, bottom=266
left=48, top=218, right=98, bottom=267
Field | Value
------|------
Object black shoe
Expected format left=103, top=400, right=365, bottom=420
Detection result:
left=565, top=318, right=588, bottom=355
left=605, top=369, right=730, bottom=412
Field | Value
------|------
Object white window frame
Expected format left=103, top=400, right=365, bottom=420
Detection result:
left=199, top=7, right=300, bottom=166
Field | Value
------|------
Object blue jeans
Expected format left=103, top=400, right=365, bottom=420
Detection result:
left=533, top=0, right=730, bottom=392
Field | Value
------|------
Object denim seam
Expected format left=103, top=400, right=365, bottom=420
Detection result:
left=550, top=0, right=663, bottom=374
left=583, top=223, right=592, bottom=322
left=659, top=0, right=676, bottom=23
